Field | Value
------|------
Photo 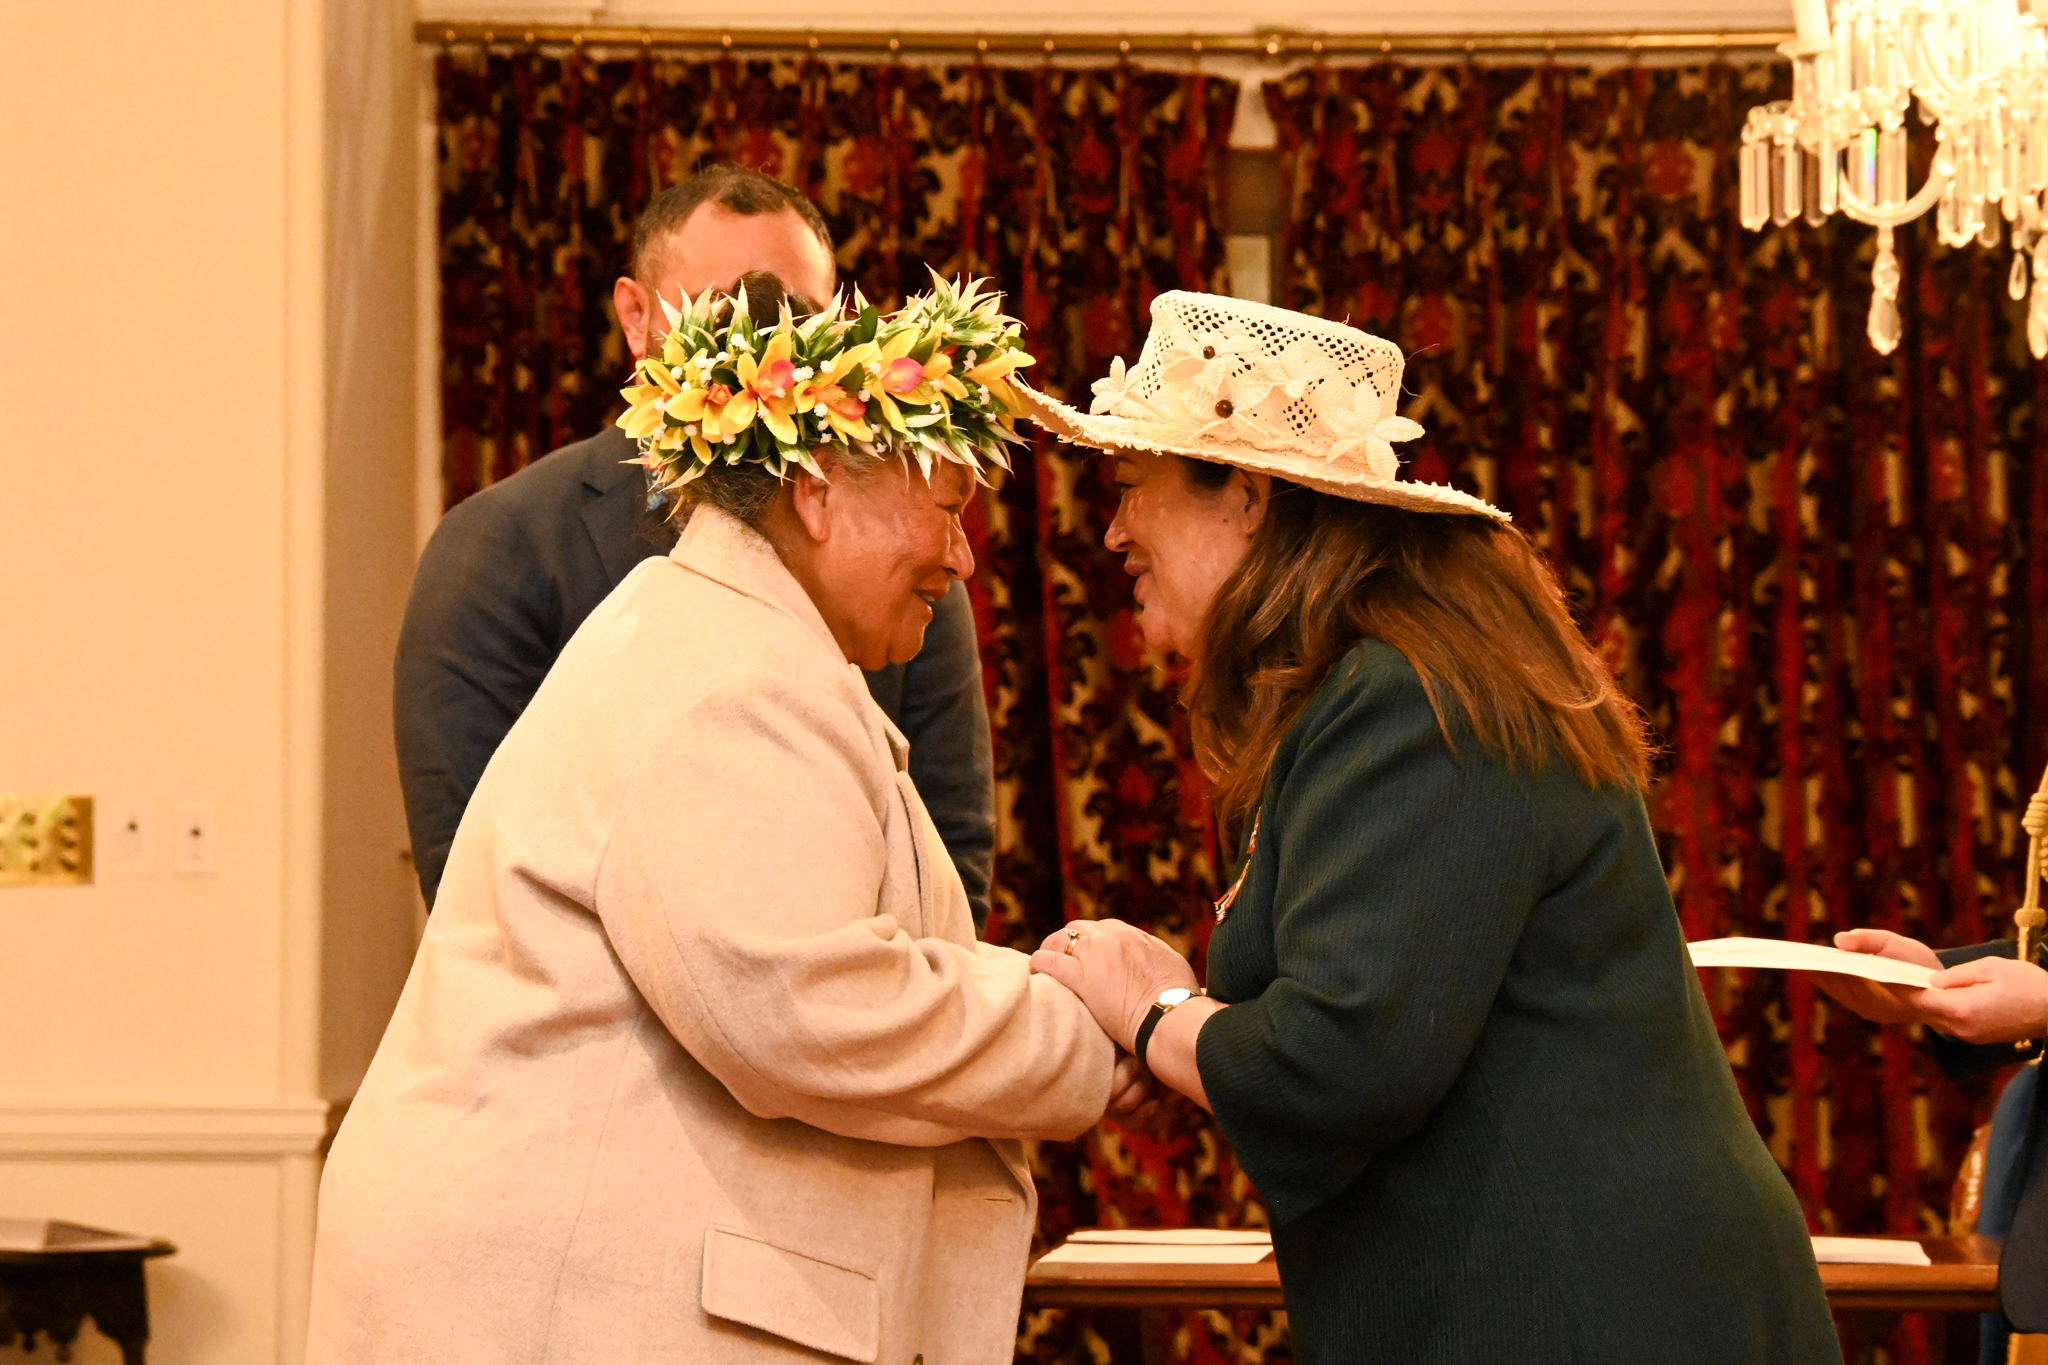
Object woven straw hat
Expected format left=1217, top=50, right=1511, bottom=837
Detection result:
left=1010, top=291, right=1506, bottom=521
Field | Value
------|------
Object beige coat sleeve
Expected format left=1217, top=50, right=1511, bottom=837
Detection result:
left=594, top=672, right=1114, bottom=1147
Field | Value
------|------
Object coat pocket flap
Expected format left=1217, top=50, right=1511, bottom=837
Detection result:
left=700, top=1226, right=880, bottom=1363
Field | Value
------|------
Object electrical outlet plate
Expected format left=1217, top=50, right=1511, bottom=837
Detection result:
left=0, top=795, right=94, bottom=887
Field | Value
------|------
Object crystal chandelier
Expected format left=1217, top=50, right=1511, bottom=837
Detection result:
left=1738, top=0, right=2048, bottom=355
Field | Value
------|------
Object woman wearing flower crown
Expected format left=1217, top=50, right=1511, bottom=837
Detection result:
left=1015, top=294, right=1842, bottom=1364
left=306, top=275, right=1136, bottom=1365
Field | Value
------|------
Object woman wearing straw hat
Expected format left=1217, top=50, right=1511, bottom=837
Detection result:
left=1016, top=293, right=1841, bottom=1364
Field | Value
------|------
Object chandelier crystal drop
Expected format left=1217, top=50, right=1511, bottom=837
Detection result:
left=1739, top=0, right=2048, bottom=356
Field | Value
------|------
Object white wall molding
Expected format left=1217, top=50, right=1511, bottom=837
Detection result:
left=283, top=0, right=330, bottom=1352
left=0, top=1101, right=331, bottom=1160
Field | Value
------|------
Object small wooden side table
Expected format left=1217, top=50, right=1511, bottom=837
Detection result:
left=0, top=1235, right=177, bottom=1365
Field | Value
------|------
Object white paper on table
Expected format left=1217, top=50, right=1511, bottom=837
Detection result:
left=1687, top=937, right=1937, bottom=989
left=1037, top=1242, right=1274, bottom=1265
left=0, top=1219, right=156, bottom=1253
left=1066, top=1229, right=1272, bottom=1246
left=1810, top=1236, right=1933, bottom=1266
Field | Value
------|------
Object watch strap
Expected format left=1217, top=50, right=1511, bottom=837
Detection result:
left=1134, top=989, right=1205, bottom=1071
left=1133, top=1002, right=1169, bottom=1071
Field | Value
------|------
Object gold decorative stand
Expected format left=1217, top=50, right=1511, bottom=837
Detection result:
left=2012, top=763, right=2048, bottom=1053
left=2018, top=763, right=2048, bottom=968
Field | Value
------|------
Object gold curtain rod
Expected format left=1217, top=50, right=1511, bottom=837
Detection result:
left=414, top=21, right=1793, bottom=60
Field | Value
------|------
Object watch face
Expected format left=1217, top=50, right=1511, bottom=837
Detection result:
left=1158, top=988, right=1195, bottom=1007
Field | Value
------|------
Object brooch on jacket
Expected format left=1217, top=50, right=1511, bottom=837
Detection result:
left=1213, top=812, right=1261, bottom=924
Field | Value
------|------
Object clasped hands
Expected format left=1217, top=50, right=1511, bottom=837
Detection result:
left=1818, top=929, right=2048, bottom=1043
left=1029, top=918, right=1199, bottom=1119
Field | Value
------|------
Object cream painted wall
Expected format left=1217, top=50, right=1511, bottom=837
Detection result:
left=1, top=0, right=295, bottom=1105
left=1, top=0, right=415, bottom=1358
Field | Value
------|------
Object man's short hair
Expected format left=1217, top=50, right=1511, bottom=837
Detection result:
left=631, top=165, right=835, bottom=281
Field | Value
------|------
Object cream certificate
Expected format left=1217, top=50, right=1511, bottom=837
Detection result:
left=1687, top=937, right=1937, bottom=988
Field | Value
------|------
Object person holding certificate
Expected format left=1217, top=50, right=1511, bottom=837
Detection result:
left=1815, top=927, right=2048, bottom=1357
left=1014, top=292, right=1842, bottom=1365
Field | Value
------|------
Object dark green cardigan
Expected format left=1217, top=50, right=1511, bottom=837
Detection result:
left=1196, top=641, right=1841, bottom=1365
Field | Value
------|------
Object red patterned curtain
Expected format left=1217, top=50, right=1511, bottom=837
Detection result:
left=1266, top=60, right=2048, bottom=1362
left=433, top=47, right=1273, bottom=1364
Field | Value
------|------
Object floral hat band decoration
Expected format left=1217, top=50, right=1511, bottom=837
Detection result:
left=616, top=273, right=1036, bottom=506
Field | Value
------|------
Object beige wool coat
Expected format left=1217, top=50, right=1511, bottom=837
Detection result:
left=307, top=505, right=1114, bottom=1365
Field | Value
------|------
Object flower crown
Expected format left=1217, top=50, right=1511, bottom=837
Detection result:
left=617, top=273, right=1036, bottom=506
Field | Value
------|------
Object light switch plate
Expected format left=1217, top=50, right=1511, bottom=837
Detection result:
left=173, top=803, right=216, bottom=875
left=0, top=795, right=94, bottom=887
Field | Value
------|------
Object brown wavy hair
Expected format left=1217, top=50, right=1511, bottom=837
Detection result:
left=1180, top=464, right=1654, bottom=847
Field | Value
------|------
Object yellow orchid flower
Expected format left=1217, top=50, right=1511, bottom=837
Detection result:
left=653, top=378, right=738, bottom=456
left=864, top=331, right=956, bottom=431
left=694, top=382, right=749, bottom=442
left=735, top=333, right=800, bottom=445
left=986, top=378, right=1029, bottom=419
left=791, top=377, right=876, bottom=442
left=876, top=327, right=922, bottom=364
left=925, top=351, right=972, bottom=401
left=619, top=400, right=665, bottom=442
left=867, top=382, right=908, bottom=434
left=619, top=355, right=702, bottom=432
left=961, top=348, right=1035, bottom=419
left=617, top=354, right=689, bottom=440
left=627, top=353, right=684, bottom=397
left=963, top=349, right=1035, bottom=387
left=719, top=385, right=757, bottom=436
left=825, top=341, right=879, bottom=382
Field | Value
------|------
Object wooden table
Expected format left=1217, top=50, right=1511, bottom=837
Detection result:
left=1025, top=1235, right=2002, bottom=1360
left=0, top=1238, right=177, bottom=1365
left=1823, top=1235, right=2001, bottom=1313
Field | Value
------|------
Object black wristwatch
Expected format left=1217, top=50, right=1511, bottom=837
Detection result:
left=1134, top=987, right=1205, bottom=1070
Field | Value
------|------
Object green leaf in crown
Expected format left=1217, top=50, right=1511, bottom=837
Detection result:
left=616, top=271, right=1037, bottom=507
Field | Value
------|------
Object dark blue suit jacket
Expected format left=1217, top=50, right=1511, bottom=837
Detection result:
left=1931, top=939, right=2048, bottom=1335
left=393, top=425, right=996, bottom=927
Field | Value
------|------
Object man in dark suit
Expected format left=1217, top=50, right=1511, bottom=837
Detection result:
left=1818, top=928, right=2048, bottom=1359
left=396, top=165, right=995, bottom=925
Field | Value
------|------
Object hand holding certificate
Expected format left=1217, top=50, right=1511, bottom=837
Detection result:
left=1690, top=930, right=1940, bottom=1032
left=1686, top=937, right=1937, bottom=988
left=1693, top=928, right=2048, bottom=1045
